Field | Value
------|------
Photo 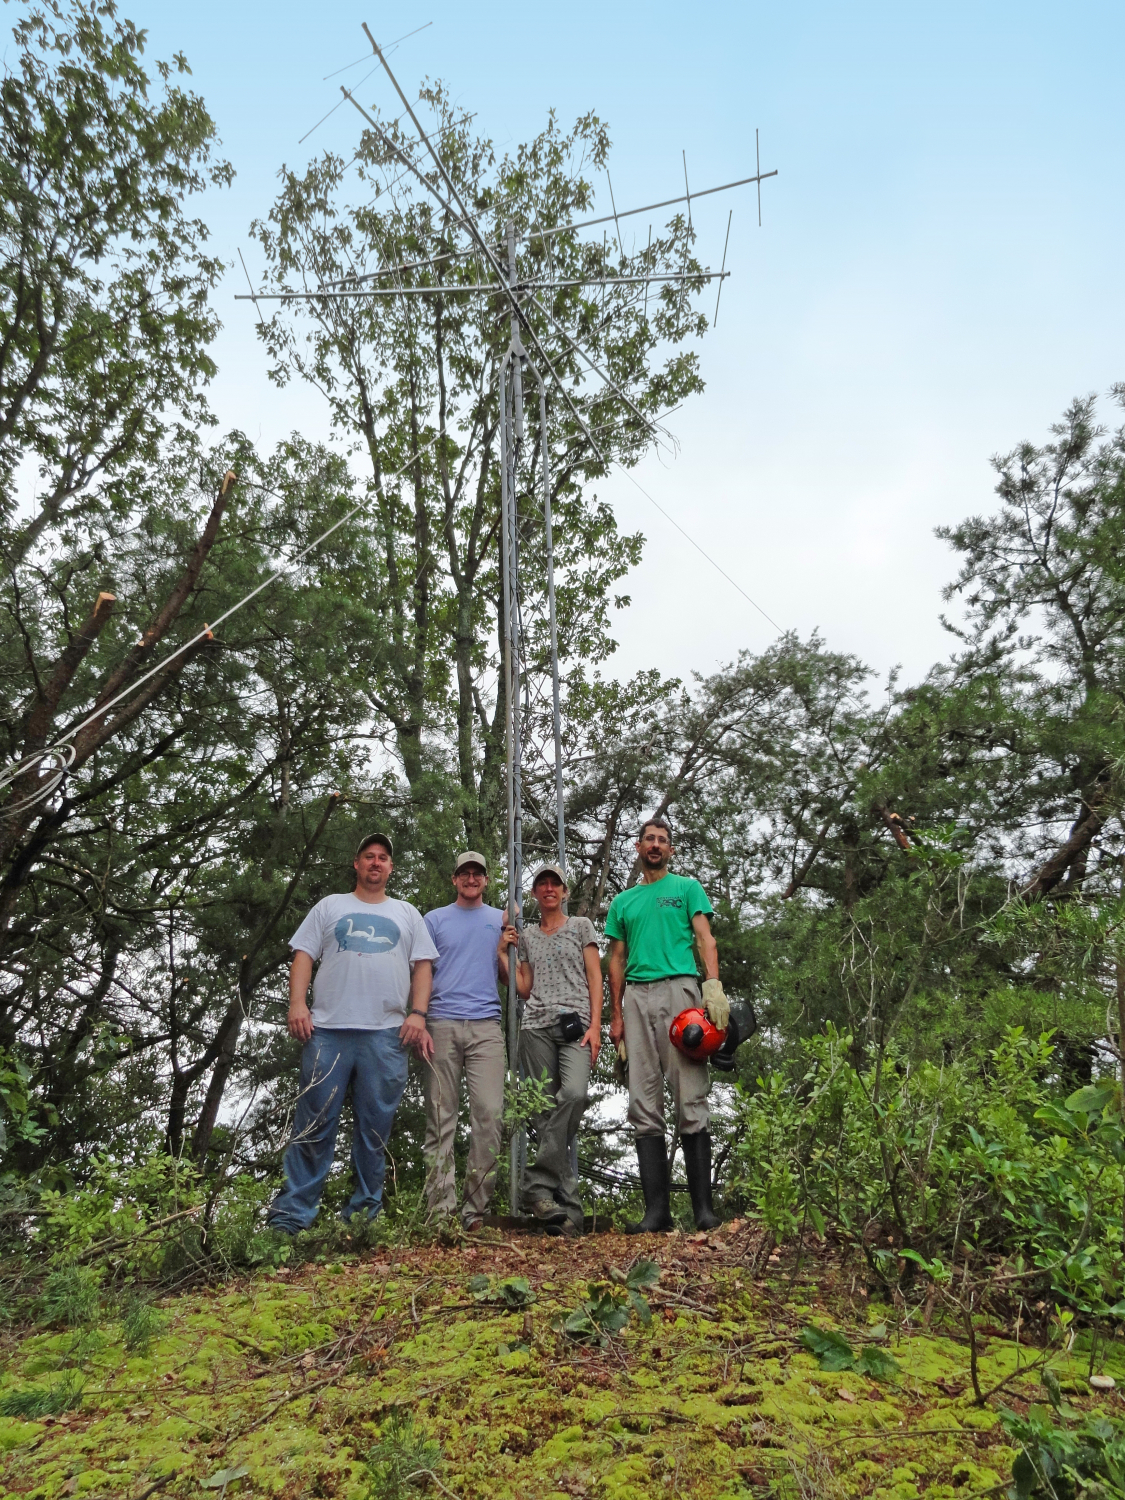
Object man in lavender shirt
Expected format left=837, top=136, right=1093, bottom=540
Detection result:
left=420, top=851, right=512, bottom=1229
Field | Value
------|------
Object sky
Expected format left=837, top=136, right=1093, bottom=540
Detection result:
left=125, top=0, right=1125, bottom=696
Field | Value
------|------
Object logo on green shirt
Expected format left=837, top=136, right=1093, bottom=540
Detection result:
left=604, top=873, right=713, bottom=983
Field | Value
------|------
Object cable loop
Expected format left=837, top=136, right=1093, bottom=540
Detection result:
left=0, top=744, right=77, bottom=816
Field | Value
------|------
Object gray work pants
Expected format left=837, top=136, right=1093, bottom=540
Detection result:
left=623, top=976, right=710, bottom=1137
left=423, top=1018, right=506, bottom=1224
left=518, top=1020, right=591, bottom=1227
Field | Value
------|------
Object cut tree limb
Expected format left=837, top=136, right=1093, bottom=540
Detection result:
left=91, top=470, right=235, bottom=713
left=22, top=591, right=116, bottom=748
left=877, top=805, right=913, bottom=852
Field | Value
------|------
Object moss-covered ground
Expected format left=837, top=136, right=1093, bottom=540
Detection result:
left=1, top=1221, right=1122, bottom=1499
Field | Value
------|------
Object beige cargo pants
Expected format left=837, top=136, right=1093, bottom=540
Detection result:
left=422, top=1018, right=506, bottom=1224
left=623, top=975, right=710, bottom=1137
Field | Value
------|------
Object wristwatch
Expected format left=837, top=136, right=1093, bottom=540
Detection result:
left=409, top=1009, right=429, bottom=1020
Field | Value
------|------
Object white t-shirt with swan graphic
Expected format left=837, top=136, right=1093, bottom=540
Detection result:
left=289, top=893, right=438, bottom=1030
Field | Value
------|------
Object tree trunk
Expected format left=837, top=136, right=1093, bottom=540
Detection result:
left=190, top=792, right=341, bottom=1164
left=191, top=977, right=251, bottom=1165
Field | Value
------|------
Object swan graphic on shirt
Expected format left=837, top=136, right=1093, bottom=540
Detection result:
left=333, top=912, right=402, bottom=954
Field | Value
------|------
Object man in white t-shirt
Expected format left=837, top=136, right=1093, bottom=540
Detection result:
left=267, top=833, right=438, bottom=1234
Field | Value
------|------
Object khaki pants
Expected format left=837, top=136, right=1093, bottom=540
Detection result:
left=423, top=1018, right=506, bottom=1224
left=518, top=1021, right=591, bottom=1227
left=623, top=976, right=710, bottom=1137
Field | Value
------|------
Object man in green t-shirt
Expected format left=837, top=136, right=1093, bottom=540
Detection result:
left=606, top=818, right=730, bottom=1233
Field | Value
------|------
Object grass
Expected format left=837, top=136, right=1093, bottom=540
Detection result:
left=0, top=1222, right=1120, bottom=1498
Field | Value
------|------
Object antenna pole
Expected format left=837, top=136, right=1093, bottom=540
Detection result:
left=503, top=219, right=526, bottom=1213
left=527, top=363, right=566, bottom=874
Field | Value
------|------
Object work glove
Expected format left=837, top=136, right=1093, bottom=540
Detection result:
left=613, top=1039, right=628, bottom=1086
left=701, top=978, right=730, bottom=1031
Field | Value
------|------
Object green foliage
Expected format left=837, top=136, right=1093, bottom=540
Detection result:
left=729, top=1027, right=1125, bottom=1313
left=202, top=1465, right=250, bottom=1492
left=1000, top=1402, right=1125, bottom=1500
left=799, top=1324, right=899, bottom=1381
left=0, top=1051, right=50, bottom=1153
left=205, top=1174, right=290, bottom=1269
left=35, top=1152, right=204, bottom=1275
left=0, top=0, right=230, bottom=517
left=467, top=1274, right=536, bottom=1310
left=502, top=1071, right=556, bottom=1134
left=363, top=1409, right=442, bottom=1500
left=38, top=1266, right=100, bottom=1328
left=0, top=1371, right=82, bottom=1418
left=559, top=1259, right=659, bottom=1344
left=25, top=1153, right=312, bottom=1283
left=119, top=1289, right=165, bottom=1355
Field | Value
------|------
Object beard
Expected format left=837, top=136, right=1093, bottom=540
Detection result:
left=642, top=848, right=669, bottom=868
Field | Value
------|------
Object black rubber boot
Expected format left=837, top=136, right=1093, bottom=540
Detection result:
left=625, top=1135, right=673, bottom=1234
left=681, top=1130, right=721, bottom=1230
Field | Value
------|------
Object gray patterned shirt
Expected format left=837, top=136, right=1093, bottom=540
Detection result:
left=518, top=916, right=600, bottom=1030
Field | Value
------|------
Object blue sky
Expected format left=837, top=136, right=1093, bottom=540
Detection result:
left=127, top=1, right=1124, bottom=692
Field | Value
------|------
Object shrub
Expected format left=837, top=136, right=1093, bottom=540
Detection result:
left=725, top=1027, right=1125, bottom=1312
left=35, top=1152, right=205, bottom=1276
left=1000, top=1378, right=1125, bottom=1499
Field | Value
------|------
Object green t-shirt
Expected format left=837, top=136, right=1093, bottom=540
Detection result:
left=603, top=873, right=713, bottom=983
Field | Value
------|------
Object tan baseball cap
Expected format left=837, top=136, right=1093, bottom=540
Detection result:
left=531, top=863, right=568, bottom=888
left=453, top=850, right=488, bottom=875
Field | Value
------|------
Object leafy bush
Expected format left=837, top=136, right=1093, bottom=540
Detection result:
left=27, top=1155, right=299, bottom=1280
left=1000, top=1394, right=1125, bottom=1498
left=35, top=1152, right=205, bottom=1275
left=503, top=1071, right=557, bottom=1133
left=559, top=1259, right=660, bottom=1344
left=726, top=1026, right=1125, bottom=1312
left=799, top=1324, right=899, bottom=1381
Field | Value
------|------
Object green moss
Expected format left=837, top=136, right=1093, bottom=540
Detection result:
left=0, top=1247, right=1077, bottom=1500
left=0, top=1419, right=43, bottom=1452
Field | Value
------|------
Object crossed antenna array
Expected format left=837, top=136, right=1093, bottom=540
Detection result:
left=238, top=22, right=777, bottom=453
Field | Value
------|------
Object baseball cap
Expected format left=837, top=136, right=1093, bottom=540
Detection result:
left=355, top=832, right=394, bottom=859
left=453, top=850, right=489, bottom=875
left=531, top=863, right=568, bottom=888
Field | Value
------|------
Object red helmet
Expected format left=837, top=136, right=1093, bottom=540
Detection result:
left=669, top=1006, right=727, bottom=1060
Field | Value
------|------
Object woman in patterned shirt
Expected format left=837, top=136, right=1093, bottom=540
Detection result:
left=498, top=864, right=603, bottom=1236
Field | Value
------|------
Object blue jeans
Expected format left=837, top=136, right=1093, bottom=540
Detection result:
left=269, top=1027, right=409, bottom=1232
